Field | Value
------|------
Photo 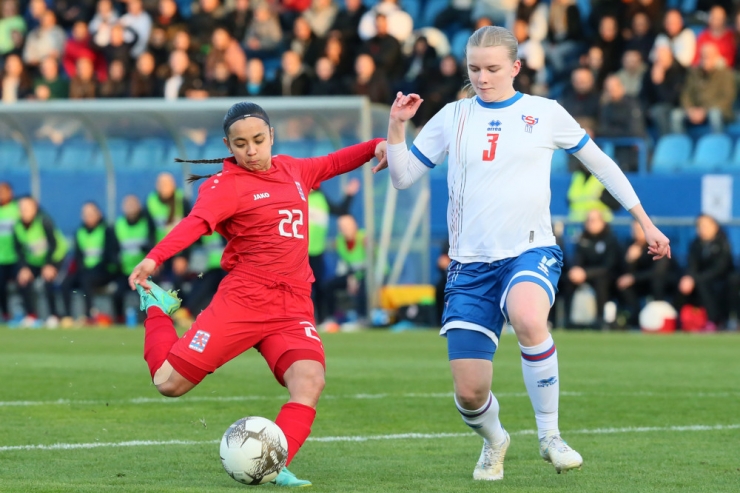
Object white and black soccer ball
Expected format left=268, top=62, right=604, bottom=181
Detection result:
left=220, top=416, right=288, bottom=485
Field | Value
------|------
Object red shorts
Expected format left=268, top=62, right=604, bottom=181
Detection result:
left=168, top=264, right=324, bottom=385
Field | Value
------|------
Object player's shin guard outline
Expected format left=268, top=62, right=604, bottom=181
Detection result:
left=454, top=391, right=506, bottom=444
left=520, top=334, right=560, bottom=440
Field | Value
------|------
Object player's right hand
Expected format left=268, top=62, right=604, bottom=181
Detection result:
left=390, top=92, right=423, bottom=123
left=129, top=258, right=157, bottom=291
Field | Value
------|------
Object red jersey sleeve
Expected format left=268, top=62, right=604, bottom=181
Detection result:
left=146, top=215, right=210, bottom=266
left=299, top=138, right=385, bottom=189
left=189, top=174, right=239, bottom=233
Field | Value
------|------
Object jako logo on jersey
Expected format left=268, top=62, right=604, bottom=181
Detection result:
left=537, top=376, right=557, bottom=387
left=295, top=181, right=306, bottom=201
left=537, top=255, right=558, bottom=275
left=522, top=115, right=539, bottom=133
left=254, top=192, right=270, bottom=200
left=189, top=330, right=210, bottom=353
left=487, top=119, right=502, bottom=131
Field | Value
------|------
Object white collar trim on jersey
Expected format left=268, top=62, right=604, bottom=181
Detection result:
left=475, top=91, right=523, bottom=109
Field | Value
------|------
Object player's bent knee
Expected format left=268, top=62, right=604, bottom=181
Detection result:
left=455, top=386, right=490, bottom=410
left=155, top=378, right=194, bottom=398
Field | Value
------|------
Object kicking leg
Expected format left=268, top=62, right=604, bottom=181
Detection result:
left=507, top=281, right=582, bottom=473
left=448, top=329, right=509, bottom=481
left=137, top=281, right=199, bottom=397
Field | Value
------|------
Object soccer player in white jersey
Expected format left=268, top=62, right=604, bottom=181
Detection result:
left=381, top=26, right=672, bottom=480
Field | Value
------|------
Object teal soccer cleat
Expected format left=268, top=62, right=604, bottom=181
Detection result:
left=271, top=467, right=312, bottom=487
left=135, top=279, right=181, bottom=315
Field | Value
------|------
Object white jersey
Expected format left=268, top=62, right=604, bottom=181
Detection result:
left=411, top=92, right=588, bottom=263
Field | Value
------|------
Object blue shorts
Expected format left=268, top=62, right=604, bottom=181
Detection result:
left=442, top=246, right=563, bottom=361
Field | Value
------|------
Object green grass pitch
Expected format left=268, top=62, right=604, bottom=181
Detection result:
left=1, top=327, right=739, bottom=492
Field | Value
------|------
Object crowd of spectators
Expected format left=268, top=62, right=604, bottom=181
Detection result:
left=1, top=0, right=740, bottom=147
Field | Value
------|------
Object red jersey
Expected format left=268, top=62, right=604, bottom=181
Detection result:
left=147, top=139, right=383, bottom=284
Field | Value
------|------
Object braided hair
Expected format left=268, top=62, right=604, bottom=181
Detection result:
left=180, top=102, right=272, bottom=183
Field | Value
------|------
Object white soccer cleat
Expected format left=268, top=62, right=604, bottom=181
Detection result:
left=539, top=435, right=583, bottom=473
left=473, top=431, right=510, bottom=481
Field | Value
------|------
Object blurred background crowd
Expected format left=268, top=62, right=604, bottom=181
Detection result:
left=2, top=0, right=740, bottom=332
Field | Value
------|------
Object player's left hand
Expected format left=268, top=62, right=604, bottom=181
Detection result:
left=644, top=225, right=671, bottom=260
left=372, top=140, right=388, bottom=174
left=129, top=258, right=157, bottom=291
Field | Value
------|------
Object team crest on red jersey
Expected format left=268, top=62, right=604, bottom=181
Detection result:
left=189, top=330, right=210, bottom=353
left=294, top=182, right=306, bottom=201
left=522, top=115, right=539, bottom=133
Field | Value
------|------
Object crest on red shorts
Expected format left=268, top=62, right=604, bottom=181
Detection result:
left=189, top=330, right=210, bottom=353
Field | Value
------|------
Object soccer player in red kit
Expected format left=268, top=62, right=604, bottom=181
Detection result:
left=128, top=102, right=387, bottom=487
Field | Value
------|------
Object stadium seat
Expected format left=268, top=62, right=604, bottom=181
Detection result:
left=689, top=133, right=732, bottom=172
left=551, top=149, right=568, bottom=174
left=422, top=0, right=448, bottom=28
left=98, top=137, right=131, bottom=168
left=58, top=140, right=98, bottom=169
left=0, top=139, right=26, bottom=169
left=650, top=134, right=692, bottom=173
left=163, top=140, right=205, bottom=173
left=129, top=137, right=168, bottom=168
left=402, top=0, right=421, bottom=23
left=450, top=29, right=472, bottom=61
left=720, top=139, right=740, bottom=172
left=30, top=141, right=61, bottom=168
left=274, top=139, right=315, bottom=157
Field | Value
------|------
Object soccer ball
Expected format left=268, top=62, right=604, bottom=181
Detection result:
left=220, top=416, right=288, bottom=485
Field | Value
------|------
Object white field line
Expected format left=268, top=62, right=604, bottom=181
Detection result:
left=1, top=390, right=738, bottom=408
left=1, top=424, right=738, bottom=452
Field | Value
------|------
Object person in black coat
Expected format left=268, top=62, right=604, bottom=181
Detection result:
left=265, top=50, right=312, bottom=96
left=640, top=45, right=687, bottom=136
left=616, top=220, right=679, bottom=327
left=329, top=0, right=367, bottom=58
left=675, top=214, right=734, bottom=328
left=597, top=75, right=646, bottom=172
left=360, top=13, right=403, bottom=81
left=565, top=209, right=623, bottom=327
left=559, top=67, right=600, bottom=131
left=309, top=57, right=346, bottom=96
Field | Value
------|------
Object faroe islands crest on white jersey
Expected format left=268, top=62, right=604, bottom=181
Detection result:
left=410, top=92, right=588, bottom=263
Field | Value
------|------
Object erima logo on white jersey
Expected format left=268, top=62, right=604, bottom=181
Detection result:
left=537, top=256, right=557, bottom=275
left=254, top=193, right=270, bottom=200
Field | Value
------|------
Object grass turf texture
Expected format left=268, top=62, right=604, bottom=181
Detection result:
left=1, top=328, right=738, bottom=493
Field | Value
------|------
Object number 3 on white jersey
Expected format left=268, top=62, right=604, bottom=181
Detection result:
left=278, top=209, right=304, bottom=238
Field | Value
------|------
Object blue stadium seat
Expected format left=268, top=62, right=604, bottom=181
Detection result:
left=650, top=134, right=692, bottom=173
left=0, top=139, right=25, bottom=169
left=30, top=141, right=61, bottom=168
left=551, top=149, right=568, bottom=174
left=99, top=137, right=131, bottom=168
left=274, top=139, right=315, bottom=157
left=721, top=139, right=740, bottom=173
left=165, top=140, right=204, bottom=165
left=129, top=137, right=168, bottom=168
left=403, top=0, right=421, bottom=23
left=450, top=29, right=472, bottom=61
left=422, top=0, right=448, bottom=28
left=313, top=141, right=337, bottom=157
left=58, top=140, right=98, bottom=169
left=689, top=133, right=732, bottom=172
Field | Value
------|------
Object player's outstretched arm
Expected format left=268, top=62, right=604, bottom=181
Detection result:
left=573, top=139, right=671, bottom=260
left=385, top=92, right=431, bottom=189
left=128, top=215, right=211, bottom=290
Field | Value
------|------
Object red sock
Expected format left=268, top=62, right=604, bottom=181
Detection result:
left=143, top=307, right=179, bottom=379
left=275, top=402, right=317, bottom=465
